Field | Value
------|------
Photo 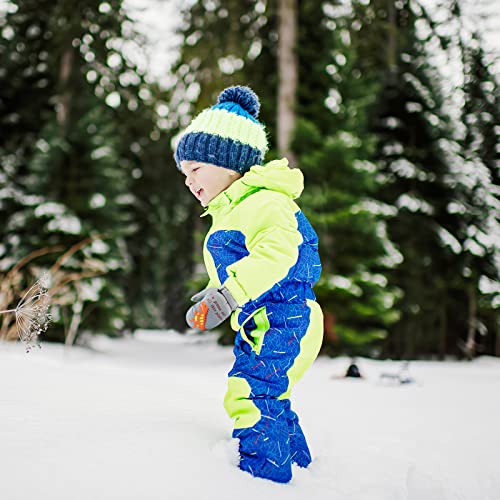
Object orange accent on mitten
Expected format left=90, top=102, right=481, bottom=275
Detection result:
left=192, top=301, right=209, bottom=330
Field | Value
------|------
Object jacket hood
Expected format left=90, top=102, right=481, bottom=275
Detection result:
left=200, top=157, right=304, bottom=217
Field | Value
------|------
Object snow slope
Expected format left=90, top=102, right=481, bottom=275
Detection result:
left=1, top=331, right=499, bottom=500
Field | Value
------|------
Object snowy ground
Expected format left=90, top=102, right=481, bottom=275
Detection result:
left=1, top=331, right=499, bottom=500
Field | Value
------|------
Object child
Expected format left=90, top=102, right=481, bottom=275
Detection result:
left=174, top=85, right=324, bottom=484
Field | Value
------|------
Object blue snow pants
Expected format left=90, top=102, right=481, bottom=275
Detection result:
left=224, top=293, right=324, bottom=483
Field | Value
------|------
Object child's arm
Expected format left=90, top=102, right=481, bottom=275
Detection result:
left=222, top=197, right=303, bottom=307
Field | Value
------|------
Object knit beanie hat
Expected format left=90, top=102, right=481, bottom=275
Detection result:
left=174, top=85, right=269, bottom=175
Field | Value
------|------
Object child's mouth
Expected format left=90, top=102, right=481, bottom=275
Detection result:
left=196, top=188, right=203, bottom=198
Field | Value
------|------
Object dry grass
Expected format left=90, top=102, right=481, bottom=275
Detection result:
left=0, top=234, right=110, bottom=350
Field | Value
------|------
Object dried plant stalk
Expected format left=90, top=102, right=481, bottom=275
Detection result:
left=0, top=234, right=109, bottom=348
left=0, top=273, right=52, bottom=353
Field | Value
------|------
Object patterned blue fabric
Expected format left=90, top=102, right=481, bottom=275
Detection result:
left=207, top=209, right=322, bottom=483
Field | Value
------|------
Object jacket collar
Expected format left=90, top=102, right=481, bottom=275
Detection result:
left=199, top=174, right=258, bottom=218
left=199, top=157, right=304, bottom=218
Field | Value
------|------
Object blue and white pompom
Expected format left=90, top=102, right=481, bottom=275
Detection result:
left=217, top=86, right=261, bottom=119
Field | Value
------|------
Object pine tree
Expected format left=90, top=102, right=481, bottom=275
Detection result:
left=0, top=0, right=55, bottom=268
left=292, top=0, right=398, bottom=356
left=362, top=0, right=457, bottom=358
left=351, top=0, right=499, bottom=358
left=451, top=23, right=499, bottom=357
left=1, top=0, right=170, bottom=342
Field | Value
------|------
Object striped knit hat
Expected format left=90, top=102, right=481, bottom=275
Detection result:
left=174, top=85, right=269, bottom=175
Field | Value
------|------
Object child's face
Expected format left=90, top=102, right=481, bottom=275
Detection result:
left=180, top=160, right=242, bottom=207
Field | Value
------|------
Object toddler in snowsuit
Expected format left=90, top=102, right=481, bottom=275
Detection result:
left=174, top=86, right=324, bottom=484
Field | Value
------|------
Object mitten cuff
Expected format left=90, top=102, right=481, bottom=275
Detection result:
left=219, top=284, right=239, bottom=311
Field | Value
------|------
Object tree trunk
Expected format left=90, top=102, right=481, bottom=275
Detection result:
left=495, top=324, right=500, bottom=357
left=438, top=296, right=447, bottom=359
left=277, top=0, right=298, bottom=167
left=57, top=47, right=73, bottom=130
left=460, top=281, right=478, bottom=359
left=387, top=0, right=398, bottom=76
left=65, top=286, right=83, bottom=347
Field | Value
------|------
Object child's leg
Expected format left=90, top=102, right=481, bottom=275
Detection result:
left=224, top=345, right=293, bottom=483
left=232, top=400, right=292, bottom=483
left=224, top=299, right=323, bottom=482
left=278, top=299, right=324, bottom=468
left=282, top=400, right=312, bottom=468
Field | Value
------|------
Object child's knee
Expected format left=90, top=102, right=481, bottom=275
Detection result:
left=223, top=376, right=261, bottom=429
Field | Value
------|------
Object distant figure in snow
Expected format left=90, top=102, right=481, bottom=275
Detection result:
left=345, top=358, right=363, bottom=378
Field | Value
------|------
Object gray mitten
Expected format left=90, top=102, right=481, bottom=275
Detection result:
left=185, top=286, right=238, bottom=330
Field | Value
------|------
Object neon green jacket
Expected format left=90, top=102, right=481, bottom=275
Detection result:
left=200, top=157, right=322, bottom=333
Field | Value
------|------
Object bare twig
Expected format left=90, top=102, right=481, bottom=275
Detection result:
left=3, top=245, right=64, bottom=283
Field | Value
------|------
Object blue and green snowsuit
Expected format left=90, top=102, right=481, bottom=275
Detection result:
left=201, top=158, right=324, bottom=483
